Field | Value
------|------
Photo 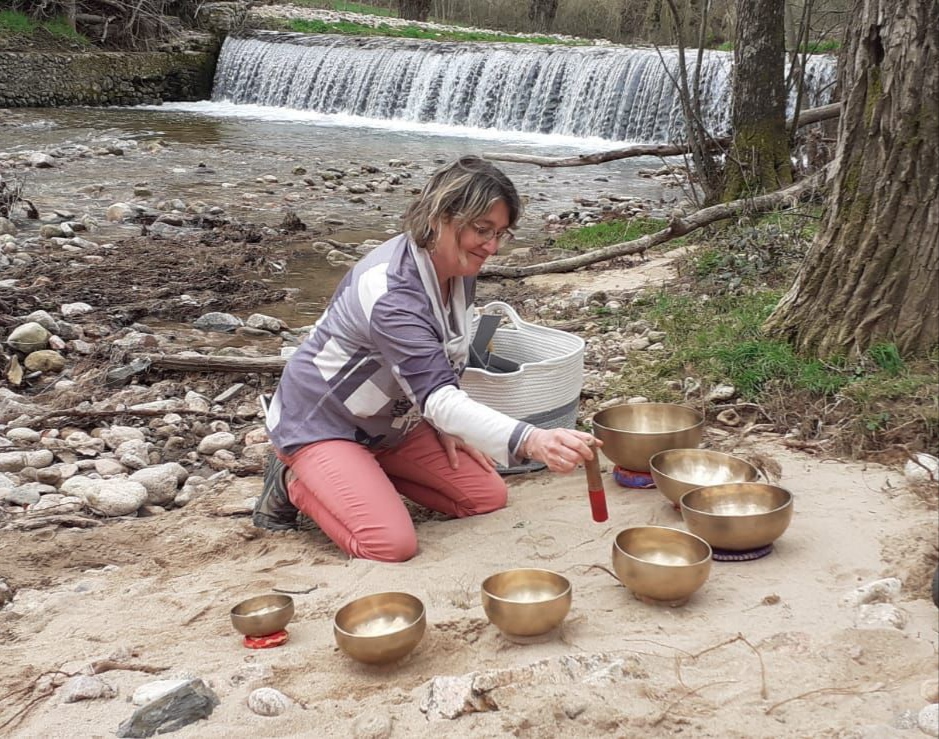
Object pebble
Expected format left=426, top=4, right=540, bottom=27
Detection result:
left=353, top=712, right=393, bottom=739
left=247, top=687, right=292, bottom=716
left=920, top=704, right=939, bottom=737
left=59, top=675, right=116, bottom=703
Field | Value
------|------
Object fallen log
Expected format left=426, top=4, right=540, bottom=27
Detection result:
left=484, top=103, right=840, bottom=168
left=479, top=169, right=826, bottom=278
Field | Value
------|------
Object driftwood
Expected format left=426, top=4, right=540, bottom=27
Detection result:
left=484, top=103, right=840, bottom=168
left=480, top=169, right=826, bottom=278
left=6, top=514, right=102, bottom=531
left=145, top=354, right=287, bottom=373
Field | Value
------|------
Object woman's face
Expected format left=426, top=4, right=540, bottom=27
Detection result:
left=431, top=200, right=512, bottom=280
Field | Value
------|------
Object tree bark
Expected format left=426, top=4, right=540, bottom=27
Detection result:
left=397, top=0, right=431, bottom=22
left=724, top=0, right=792, bottom=198
left=764, top=0, right=939, bottom=357
left=528, top=0, right=559, bottom=31
left=483, top=103, right=839, bottom=167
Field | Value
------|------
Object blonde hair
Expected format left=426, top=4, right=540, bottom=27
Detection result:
left=402, top=156, right=522, bottom=249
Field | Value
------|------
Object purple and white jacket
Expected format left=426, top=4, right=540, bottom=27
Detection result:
left=266, top=234, right=534, bottom=467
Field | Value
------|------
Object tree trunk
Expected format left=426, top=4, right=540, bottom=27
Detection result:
left=764, top=0, right=939, bottom=357
left=724, top=0, right=792, bottom=198
left=528, top=0, right=559, bottom=31
left=397, top=0, right=431, bottom=22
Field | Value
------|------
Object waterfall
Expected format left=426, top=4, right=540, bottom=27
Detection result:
left=212, top=32, right=837, bottom=143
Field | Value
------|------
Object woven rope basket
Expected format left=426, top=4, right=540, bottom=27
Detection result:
left=461, top=301, right=585, bottom=427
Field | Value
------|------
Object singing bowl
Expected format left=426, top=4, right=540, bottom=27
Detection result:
left=481, top=568, right=572, bottom=637
left=649, top=448, right=761, bottom=506
left=612, top=526, right=712, bottom=604
left=592, top=403, right=705, bottom=472
left=230, top=594, right=295, bottom=637
left=680, top=482, right=794, bottom=551
left=333, top=592, right=426, bottom=665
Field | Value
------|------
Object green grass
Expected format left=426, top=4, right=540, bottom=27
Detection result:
left=289, top=0, right=397, bottom=16
left=0, top=10, right=89, bottom=44
left=714, top=39, right=840, bottom=54
left=0, top=9, right=35, bottom=33
left=285, top=18, right=583, bottom=44
left=553, top=218, right=674, bottom=253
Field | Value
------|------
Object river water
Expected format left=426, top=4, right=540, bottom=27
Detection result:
left=3, top=102, right=678, bottom=323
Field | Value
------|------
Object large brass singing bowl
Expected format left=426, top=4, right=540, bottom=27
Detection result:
left=680, top=482, right=794, bottom=551
left=333, top=592, right=426, bottom=665
left=649, top=448, right=761, bottom=506
left=481, top=568, right=572, bottom=637
left=612, top=526, right=712, bottom=604
left=592, top=403, right=705, bottom=472
left=230, top=594, right=295, bottom=637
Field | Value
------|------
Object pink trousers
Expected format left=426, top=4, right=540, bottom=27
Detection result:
left=278, top=421, right=508, bottom=562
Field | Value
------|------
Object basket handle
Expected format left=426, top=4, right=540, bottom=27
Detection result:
left=478, top=301, right=526, bottom=330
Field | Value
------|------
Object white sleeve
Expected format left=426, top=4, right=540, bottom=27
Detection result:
left=424, top=384, right=534, bottom=467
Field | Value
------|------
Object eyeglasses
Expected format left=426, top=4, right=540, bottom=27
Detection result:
left=469, top=222, right=515, bottom=246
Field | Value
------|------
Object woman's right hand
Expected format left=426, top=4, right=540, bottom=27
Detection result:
left=524, top=428, right=600, bottom=474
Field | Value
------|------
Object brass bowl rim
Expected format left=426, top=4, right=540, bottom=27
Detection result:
left=229, top=593, right=294, bottom=618
left=679, top=483, right=794, bottom=517
left=649, top=448, right=760, bottom=481
left=332, top=591, right=426, bottom=639
left=613, top=525, right=713, bottom=566
left=480, top=567, right=572, bottom=604
left=592, top=403, right=705, bottom=436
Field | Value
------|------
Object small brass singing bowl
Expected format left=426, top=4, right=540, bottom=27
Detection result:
left=481, top=568, right=572, bottom=637
left=612, top=526, right=712, bottom=606
left=333, top=592, right=426, bottom=665
left=680, top=482, right=794, bottom=551
left=230, top=594, right=295, bottom=637
left=592, top=403, right=705, bottom=472
left=649, top=448, right=761, bottom=506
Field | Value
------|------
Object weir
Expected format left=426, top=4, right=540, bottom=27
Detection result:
left=211, top=32, right=837, bottom=143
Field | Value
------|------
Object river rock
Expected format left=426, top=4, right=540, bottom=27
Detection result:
left=246, top=313, right=283, bottom=333
left=7, top=427, right=40, bottom=444
left=94, top=458, right=127, bottom=476
left=116, top=678, right=219, bottom=738
left=0, top=449, right=54, bottom=472
left=97, top=425, right=146, bottom=450
left=106, top=202, right=139, bottom=222
left=2, top=485, right=41, bottom=506
left=132, top=679, right=191, bottom=706
left=922, top=678, right=939, bottom=704
left=21, top=311, right=59, bottom=335
left=60, top=476, right=148, bottom=516
left=28, top=152, right=56, bottom=168
left=247, top=687, right=292, bottom=717
left=24, top=350, right=66, bottom=373
left=60, top=675, right=116, bottom=703
left=130, top=463, right=188, bottom=505
left=7, top=322, right=50, bottom=353
left=61, top=302, right=94, bottom=317
left=0, top=216, right=15, bottom=235
left=193, top=312, right=243, bottom=332
left=198, top=432, right=236, bottom=455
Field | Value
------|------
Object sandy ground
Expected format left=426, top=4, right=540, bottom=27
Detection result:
left=3, top=438, right=937, bottom=738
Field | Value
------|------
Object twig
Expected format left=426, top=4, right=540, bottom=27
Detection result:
left=272, top=585, right=319, bottom=595
left=650, top=680, right=737, bottom=726
left=765, top=682, right=891, bottom=715
left=90, top=660, right=168, bottom=675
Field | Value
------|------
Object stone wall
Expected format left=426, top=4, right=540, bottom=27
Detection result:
left=0, top=49, right=218, bottom=107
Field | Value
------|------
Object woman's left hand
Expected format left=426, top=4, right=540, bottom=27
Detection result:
left=438, top=431, right=496, bottom=472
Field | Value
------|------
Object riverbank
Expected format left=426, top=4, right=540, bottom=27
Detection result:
left=1, top=106, right=937, bottom=738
